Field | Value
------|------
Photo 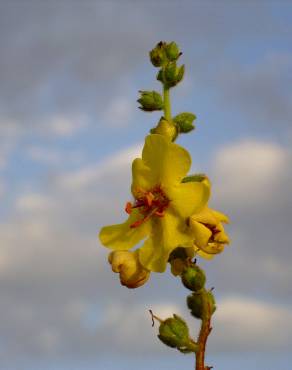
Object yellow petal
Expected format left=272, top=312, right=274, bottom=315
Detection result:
left=211, top=209, right=230, bottom=224
left=131, top=158, right=156, bottom=196
left=191, top=207, right=218, bottom=225
left=108, top=250, right=150, bottom=289
left=167, top=181, right=210, bottom=218
left=189, top=220, right=212, bottom=249
left=99, top=210, right=150, bottom=250
left=198, top=242, right=225, bottom=256
left=142, top=134, right=191, bottom=186
left=214, top=224, right=230, bottom=244
left=138, top=210, right=191, bottom=272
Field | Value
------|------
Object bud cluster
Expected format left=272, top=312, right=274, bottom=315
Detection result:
left=150, top=41, right=184, bottom=89
left=181, top=263, right=216, bottom=321
left=137, top=90, right=163, bottom=112
left=149, top=41, right=181, bottom=67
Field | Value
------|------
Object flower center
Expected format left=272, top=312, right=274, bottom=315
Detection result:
left=125, top=186, right=169, bottom=228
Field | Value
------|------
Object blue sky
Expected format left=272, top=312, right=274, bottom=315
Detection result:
left=0, top=1, right=292, bottom=369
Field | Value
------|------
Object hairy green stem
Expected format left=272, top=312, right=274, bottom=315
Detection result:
left=163, top=85, right=171, bottom=121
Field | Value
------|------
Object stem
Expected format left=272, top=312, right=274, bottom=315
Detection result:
left=163, top=85, right=171, bottom=121
left=195, top=293, right=212, bottom=370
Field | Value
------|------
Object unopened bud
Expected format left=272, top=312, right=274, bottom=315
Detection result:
left=181, top=265, right=206, bottom=291
left=165, top=42, right=181, bottom=61
left=137, top=90, right=163, bottom=111
left=108, top=250, right=150, bottom=289
left=173, top=112, right=196, bottom=133
left=168, top=247, right=194, bottom=276
left=164, top=62, right=185, bottom=88
left=149, top=41, right=167, bottom=67
left=158, top=314, right=197, bottom=353
left=150, top=117, right=177, bottom=141
left=187, top=291, right=216, bottom=319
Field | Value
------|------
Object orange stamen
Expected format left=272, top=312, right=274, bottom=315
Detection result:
left=125, top=202, right=132, bottom=214
left=125, top=185, right=169, bottom=228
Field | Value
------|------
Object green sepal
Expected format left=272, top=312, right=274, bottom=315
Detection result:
left=176, top=64, right=185, bottom=84
left=156, top=69, right=164, bottom=83
left=149, top=41, right=167, bottom=67
left=163, top=63, right=185, bottom=88
left=137, top=90, right=164, bottom=111
left=173, top=112, right=196, bottom=133
left=158, top=314, right=197, bottom=353
left=181, top=265, right=206, bottom=292
left=182, top=173, right=207, bottom=183
left=187, top=291, right=216, bottom=320
left=165, top=42, right=181, bottom=61
left=165, top=62, right=177, bottom=82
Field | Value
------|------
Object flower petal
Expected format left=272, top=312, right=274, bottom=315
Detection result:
left=99, top=210, right=150, bottom=250
left=168, top=181, right=210, bottom=218
left=196, top=242, right=225, bottom=257
left=189, top=220, right=212, bottom=249
left=191, top=207, right=218, bottom=225
left=142, top=134, right=191, bottom=186
left=138, top=210, right=191, bottom=272
left=131, top=158, right=156, bottom=196
left=211, top=209, right=230, bottom=224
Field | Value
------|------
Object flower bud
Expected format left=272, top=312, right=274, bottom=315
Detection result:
left=164, top=63, right=185, bottom=88
left=150, top=117, right=177, bottom=141
left=181, top=265, right=206, bottom=291
left=137, top=90, right=163, bottom=111
left=165, top=42, right=181, bottom=61
left=168, top=247, right=194, bottom=276
left=187, top=292, right=216, bottom=319
left=149, top=41, right=167, bottom=67
left=158, top=314, right=197, bottom=353
left=173, top=112, right=196, bottom=133
left=108, top=250, right=150, bottom=289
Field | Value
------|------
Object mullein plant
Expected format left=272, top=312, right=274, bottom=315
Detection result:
left=99, top=41, right=230, bottom=370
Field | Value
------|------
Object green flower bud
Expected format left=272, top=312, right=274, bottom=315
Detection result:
left=165, top=62, right=177, bottom=82
left=187, top=293, right=204, bottom=319
left=150, top=117, right=177, bottom=141
left=137, top=90, right=163, bottom=111
left=181, top=265, right=206, bottom=291
left=156, top=69, right=164, bottom=83
left=164, top=63, right=185, bottom=88
left=169, top=247, right=191, bottom=262
left=149, top=41, right=166, bottom=67
left=158, top=314, right=197, bottom=353
left=173, top=112, right=196, bottom=133
left=187, top=292, right=216, bottom=319
left=176, top=64, right=185, bottom=84
left=165, top=42, right=181, bottom=61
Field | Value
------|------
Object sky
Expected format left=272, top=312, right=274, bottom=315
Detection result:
left=0, top=1, right=292, bottom=369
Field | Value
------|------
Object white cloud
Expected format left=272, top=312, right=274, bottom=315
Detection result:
left=56, top=141, right=142, bottom=191
left=46, top=114, right=89, bottom=137
left=211, top=296, right=292, bottom=351
left=16, top=194, right=54, bottom=212
left=26, top=146, right=84, bottom=166
left=212, top=139, right=288, bottom=207
left=103, top=95, right=135, bottom=127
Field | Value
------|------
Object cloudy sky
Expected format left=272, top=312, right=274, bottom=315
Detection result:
left=0, top=1, right=292, bottom=369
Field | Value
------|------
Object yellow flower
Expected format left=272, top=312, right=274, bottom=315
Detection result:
left=108, top=250, right=150, bottom=289
left=188, top=207, right=230, bottom=259
left=99, top=134, right=210, bottom=272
